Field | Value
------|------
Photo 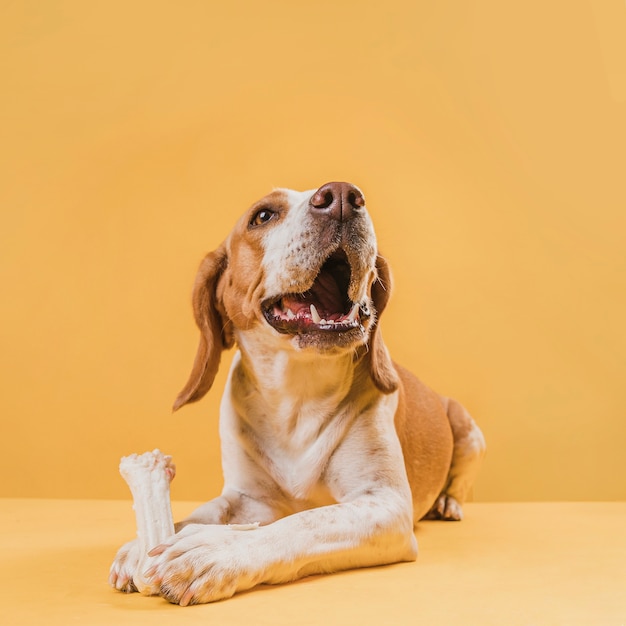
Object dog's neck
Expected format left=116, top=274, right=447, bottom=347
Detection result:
left=235, top=329, right=357, bottom=405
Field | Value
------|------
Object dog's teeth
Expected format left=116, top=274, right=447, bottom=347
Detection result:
left=286, top=309, right=296, bottom=320
left=310, top=304, right=322, bottom=324
left=347, top=303, right=360, bottom=323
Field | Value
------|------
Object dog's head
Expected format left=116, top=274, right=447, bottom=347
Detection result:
left=174, top=182, right=398, bottom=410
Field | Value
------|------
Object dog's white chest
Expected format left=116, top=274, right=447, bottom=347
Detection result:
left=264, top=401, right=350, bottom=499
left=224, top=350, right=357, bottom=501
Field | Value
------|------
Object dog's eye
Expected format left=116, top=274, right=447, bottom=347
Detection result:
left=250, top=208, right=276, bottom=227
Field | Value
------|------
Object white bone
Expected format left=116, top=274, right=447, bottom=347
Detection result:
left=119, top=449, right=175, bottom=595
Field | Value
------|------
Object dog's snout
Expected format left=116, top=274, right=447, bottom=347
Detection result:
left=309, top=182, right=365, bottom=222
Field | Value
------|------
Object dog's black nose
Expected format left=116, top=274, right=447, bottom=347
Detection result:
left=309, top=182, right=365, bottom=222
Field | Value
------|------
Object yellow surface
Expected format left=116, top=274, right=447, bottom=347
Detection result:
left=1, top=499, right=624, bottom=625
left=1, top=1, right=626, bottom=503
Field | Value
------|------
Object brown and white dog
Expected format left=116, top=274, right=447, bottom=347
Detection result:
left=110, top=181, right=486, bottom=605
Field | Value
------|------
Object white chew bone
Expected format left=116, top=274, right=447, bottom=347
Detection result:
left=119, top=449, right=176, bottom=595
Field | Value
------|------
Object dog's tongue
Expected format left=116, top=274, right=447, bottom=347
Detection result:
left=283, top=273, right=344, bottom=318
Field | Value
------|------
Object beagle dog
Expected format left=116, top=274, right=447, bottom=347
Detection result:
left=110, top=181, right=486, bottom=605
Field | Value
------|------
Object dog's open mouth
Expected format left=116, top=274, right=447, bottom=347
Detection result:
left=262, top=250, right=369, bottom=334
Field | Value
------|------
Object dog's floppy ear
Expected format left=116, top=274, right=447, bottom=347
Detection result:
left=173, top=245, right=233, bottom=411
left=368, top=254, right=400, bottom=394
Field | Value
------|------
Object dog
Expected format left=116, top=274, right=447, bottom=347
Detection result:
left=110, top=181, right=486, bottom=605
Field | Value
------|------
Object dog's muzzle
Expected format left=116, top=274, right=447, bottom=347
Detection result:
left=262, top=182, right=373, bottom=338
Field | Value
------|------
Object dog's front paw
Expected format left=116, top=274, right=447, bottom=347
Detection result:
left=109, top=538, right=142, bottom=592
left=145, top=524, right=260, bottom=605
left=424, top=494, right=464, bottom=521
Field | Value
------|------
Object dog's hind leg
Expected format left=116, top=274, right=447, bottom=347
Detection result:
left=423, top=397, right=486, bottom=521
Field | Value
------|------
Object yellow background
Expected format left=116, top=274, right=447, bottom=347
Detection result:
left=1, top=0, right=624, bottom=502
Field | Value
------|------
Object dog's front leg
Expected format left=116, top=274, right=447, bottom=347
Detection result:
left=145, top=489, right=416, bottom=605
left=174, top=495, right=232, bottom=530
left=175, top=486, right=287, bottom=531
